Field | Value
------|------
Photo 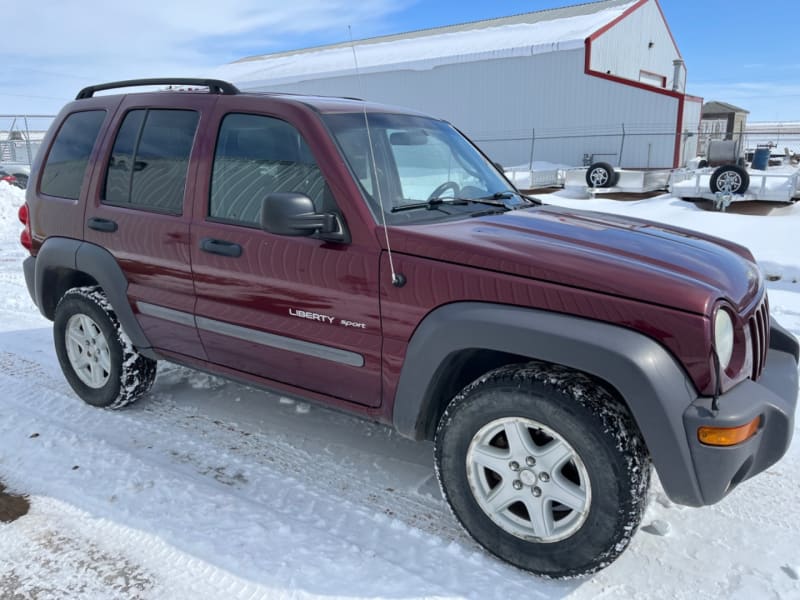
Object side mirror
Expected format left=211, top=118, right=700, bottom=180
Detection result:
left=493, top=162, right=504, bottom=173
left=261, top=192, right=344, bottom=241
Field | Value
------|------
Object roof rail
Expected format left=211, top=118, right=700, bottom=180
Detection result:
left=76, top=78, right=240, bottom=100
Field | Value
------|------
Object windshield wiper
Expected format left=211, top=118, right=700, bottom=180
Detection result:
left=390, top=198, right=471, bottom=213
left=390, top=191, right=536, bottom=214
left=476, top=190, right=539, bottom=207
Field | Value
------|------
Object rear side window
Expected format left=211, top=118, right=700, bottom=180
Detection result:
left=104, top=109, right=199, bottom=214
left=210, top=113, right=329, bottom=226
left=40, top=110, right=106, bottom=199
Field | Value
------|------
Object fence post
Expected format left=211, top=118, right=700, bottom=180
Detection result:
left=528, top=128, right=535, bottom=171
left=23, top=116, right=33, bottom=165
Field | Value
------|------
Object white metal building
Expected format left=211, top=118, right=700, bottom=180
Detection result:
left=217, top=0, right=702, bottom=169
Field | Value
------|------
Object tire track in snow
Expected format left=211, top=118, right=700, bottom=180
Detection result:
left=0, top=349, right=565, bottom=598
left=0, top=349, right=455, bottom=539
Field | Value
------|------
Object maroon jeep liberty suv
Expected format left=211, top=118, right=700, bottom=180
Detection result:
left=20, top=79, right=798, bottom=578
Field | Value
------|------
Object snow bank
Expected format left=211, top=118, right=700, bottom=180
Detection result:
left=0, top=182, right=25, bottom=226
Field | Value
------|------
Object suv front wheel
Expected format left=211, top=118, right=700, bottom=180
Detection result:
left=434, top=362, right=650, bottom=578
left=53, top=286, right=157, bottom=409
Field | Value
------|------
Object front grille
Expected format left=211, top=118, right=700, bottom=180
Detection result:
left=748, top=295, right=770, bottom=380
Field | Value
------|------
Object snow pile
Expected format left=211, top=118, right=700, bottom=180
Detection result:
left=0, top=181, right=25, bottom=225
left=218, top=1, right=637, bottom=87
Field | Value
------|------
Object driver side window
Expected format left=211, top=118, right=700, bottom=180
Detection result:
left=209, top=113, right=332, bottom=227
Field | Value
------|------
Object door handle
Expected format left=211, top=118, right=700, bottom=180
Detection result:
left=87, top=217, right=118, bottom=232
left=200, top=238, right=242, bottom=258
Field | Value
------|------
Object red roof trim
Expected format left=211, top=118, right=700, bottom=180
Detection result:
left=586, top=0, right=649, bottom=42
left=685, top=94, right=704, bottom=103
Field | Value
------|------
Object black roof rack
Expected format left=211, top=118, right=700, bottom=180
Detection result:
left=76, top=78, right=240, bottom=100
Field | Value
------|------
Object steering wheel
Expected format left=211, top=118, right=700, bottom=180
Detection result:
left=427, top=181, right=460, bottom=200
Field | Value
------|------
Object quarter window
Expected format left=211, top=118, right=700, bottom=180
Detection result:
left=104, top=109, right=199, bottom=214
left=210, top=113, right=329, bottom=226
left=41, top=110, right=106, bottom=200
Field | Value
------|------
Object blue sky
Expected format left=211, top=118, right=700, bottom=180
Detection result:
left=1, top=0, right=797, bottom=121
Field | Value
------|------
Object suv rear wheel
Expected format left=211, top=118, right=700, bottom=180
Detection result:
left=54, top=286, right=157, bottom=409
left=434, top=362, right=650, bottom=578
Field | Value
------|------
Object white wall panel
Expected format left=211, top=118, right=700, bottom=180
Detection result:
left=590, top=0, right=681, bottom=90
left=256, top=47, right=680, bottom=169
left=681, top=98, right=703, bottom=163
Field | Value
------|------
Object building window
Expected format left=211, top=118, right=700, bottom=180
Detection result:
left=638, top=70, right=667, bottom=88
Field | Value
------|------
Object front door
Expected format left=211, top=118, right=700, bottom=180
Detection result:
left=189, top=109, right=382, bottom=406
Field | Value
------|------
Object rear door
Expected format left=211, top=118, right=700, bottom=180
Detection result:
left=83, top=93, right=216, bottom=359
left=189, top=103, right=383, bottom=406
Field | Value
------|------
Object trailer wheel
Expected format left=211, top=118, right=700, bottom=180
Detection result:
left=710, top=165, right=749, bottom=195
left=585, top=162, right=618, bottom=188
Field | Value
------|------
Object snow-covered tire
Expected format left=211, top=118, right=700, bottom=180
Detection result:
left=710, top=165, right=749, bottom=194
left=434, top=362, right=650, bottom=579
left=585, top=162, right=618, bottom=188
left=53, top=286, right=156, bottom=409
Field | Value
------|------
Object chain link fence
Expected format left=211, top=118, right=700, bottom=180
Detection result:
left=470, top=122, right=800, bottom=174
left=0, top=115, right=55, bottom=166
left=2, top=114, right=798, bottom=172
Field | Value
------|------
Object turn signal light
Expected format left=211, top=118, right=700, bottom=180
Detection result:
left=698, top=416, right=761, bottom=447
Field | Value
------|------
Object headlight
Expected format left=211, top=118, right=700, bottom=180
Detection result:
left=714, top=308, right=734, bottom=370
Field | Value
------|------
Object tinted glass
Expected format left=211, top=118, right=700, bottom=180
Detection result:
left=103, top=109, right=198, bottom=214
left=210, top=113, right=329, bottom=226
left=324, top=112, right=516, bottom=225
left=41, top=110, right=106, bottom=199
left=105, top=110, right=145, bottom=205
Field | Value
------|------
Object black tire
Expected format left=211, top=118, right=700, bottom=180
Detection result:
left=710, top=165, right=749, bottom=194
left=53, top=286, right=156, bottom=409
left=435, top=362, right=650, bottom=579
left=585, top=162, right=618, bottom=188
left=697, top=159, right=709, bottom=169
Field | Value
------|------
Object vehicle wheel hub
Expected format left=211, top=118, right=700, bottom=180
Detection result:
left=65, top=314, right=111, bottom=389
left=466, top=416, right=592, bottom=543
left=519, top=469, right=537, bottom=486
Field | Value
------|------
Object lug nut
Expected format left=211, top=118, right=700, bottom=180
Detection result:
left=532, top=486, right=542, bottom=497
left=525, top=456, right=536, bottom=467
left=512, top=480, right=523, bottom=490
left=539, top=472, right=550, bottom=483
left=509, top=461, right=520, bottom=471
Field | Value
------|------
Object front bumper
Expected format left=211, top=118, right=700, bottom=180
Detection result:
left=682, top=321, right=798, bottom=505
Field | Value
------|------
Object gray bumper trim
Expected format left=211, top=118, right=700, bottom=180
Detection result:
left=683, top=344, right=798, bottom=505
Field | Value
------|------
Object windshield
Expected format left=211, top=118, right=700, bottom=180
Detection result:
left=323, top=112, right=525, bottom=224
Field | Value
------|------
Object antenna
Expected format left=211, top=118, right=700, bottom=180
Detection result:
left=348, top=26, right=406, bottom=288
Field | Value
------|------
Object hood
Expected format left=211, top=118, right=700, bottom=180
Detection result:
left=388, top=205, right=763, bottom=315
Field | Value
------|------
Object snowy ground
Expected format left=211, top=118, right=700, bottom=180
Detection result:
left=0, top=182, right=798, bottom=599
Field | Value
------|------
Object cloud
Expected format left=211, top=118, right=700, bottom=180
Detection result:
left=0, top=0, right=412, bottom=114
